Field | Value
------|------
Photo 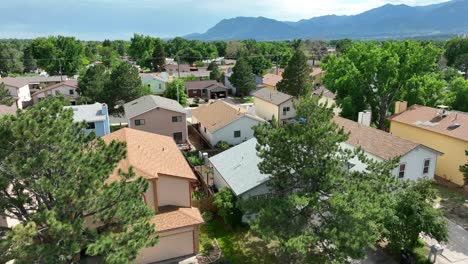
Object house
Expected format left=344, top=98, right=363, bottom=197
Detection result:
left=65, top=103, right=111, bottom=137
left=210, top=138, right=270, bottom=200
left=31, top=80, right=79, bottom=104
left=191, top=100, right=265, bottom=146
left=15, top=75, right=67, bottom=91
left=176, top=71, right=211, bottom=80
left=252, top=88, right=296, bottom=123
left=390, top=102, right=468, bottom=186
left=262, top=73, right=282, bottom=90
left=165, top=64, right=190, bottom=74
left=124, top=95, right=188, bottom=144
left=140, top=72, right=173, bottom=95
left=102, top=128, right=203, bottom=264
left=0, top=77, right=31, bottom=109
left=185, top=80, right=228, bottom=99
left=335, top=114, right=442, bottom=181
left=310, top=67, right=324, bottom=88
left=312, top=86, right=341, bottom=115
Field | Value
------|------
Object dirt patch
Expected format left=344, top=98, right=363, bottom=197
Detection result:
left=433, top=178, right=468, bottom=231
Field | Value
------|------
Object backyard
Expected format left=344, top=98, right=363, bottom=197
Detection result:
left=434, top=183, right=468, bottom=230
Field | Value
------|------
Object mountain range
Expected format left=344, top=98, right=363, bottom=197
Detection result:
left=185, top=0, right=468, bottom=41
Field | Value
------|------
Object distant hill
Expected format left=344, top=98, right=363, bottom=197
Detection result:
left=186, top=0, right=468, bottom=41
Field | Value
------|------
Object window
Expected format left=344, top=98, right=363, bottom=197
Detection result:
left=399, top=163, right=406, bottom=178
left=173, top=132, right=183, bottom=144
left=283, top=106, right=290, bottom=116
left=204, top=127, right=207, bottom=133
left=423, top=159, right=431, bottom=174
left=147, top=84, right=151, bottom=88
left=69, top=89, right=74, bottom=95
left=135, top=119, right=145, bottom=126
left=234, top=130, right=241, bottom=138
left=159, top=83, right=162, bottom=89
left=172, top=116, right=182, bottom=122
left=86, top=122, right=95, bottom=129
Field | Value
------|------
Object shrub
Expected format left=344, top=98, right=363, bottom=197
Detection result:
left=202, top=211, right=214, bottom=222
left=187, top=155, right=204, bottom=166
left=200, top=236, right=214, bottom=256
left=215, top=141, right=230, bottom=151
left=213, top=188, right=243, bottom=227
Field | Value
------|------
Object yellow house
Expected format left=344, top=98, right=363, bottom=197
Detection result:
left=252, top=88, right=296, bottom=124
left=262, top=73, right=282, bottom=90
left=310, top=67, right=324, bottom=89
left=390, top=102, right=468, bottom=186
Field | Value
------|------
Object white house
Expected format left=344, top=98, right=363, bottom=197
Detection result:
left=191, top=100, right=265, bottom=146
left=252, top=88, right=296, bottom=123
left=0, top=77, right=31, bottom=109
left=334, top=115, right=442, bottom=181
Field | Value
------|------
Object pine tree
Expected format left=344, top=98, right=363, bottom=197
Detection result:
left=229, top=58, right=256, bottom=97
left=152, top=39, right=166, bottom=72
left=0, top=98, right=157, bottom=263
left=277, top=49, right=312, bottom=97
left=0, top=83, right=14, bottom=106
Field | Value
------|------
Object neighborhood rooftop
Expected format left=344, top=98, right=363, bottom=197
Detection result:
left=191, top=100, right=263, bottom=132
left=390, top=105, right=468, bottom=142
left=31, top=80, right=78, bottom=96
left=151, top=206, right=204, bottom=232
left=252, top=87, right=293, bottom=106
left=65, top=103, right=108, bottom=123
left=124, top=95, right=186, bottom=119
left=0, top=77, right=29, bottom=88
left=102, top=128, right=196, bottom=183
left=185, top=80, right=226, bottom=90
left=209, top=138, right=269, bottom=196
left=15, top=75, right=67, bottom=83
left=334, top=116, right=430, bottom=160
left=262, top=73, right=282, bottom=87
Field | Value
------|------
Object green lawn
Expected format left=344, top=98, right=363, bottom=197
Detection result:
left=200, top=218, right=278, bottom=264
left=433, top=183, right=468, bottom=229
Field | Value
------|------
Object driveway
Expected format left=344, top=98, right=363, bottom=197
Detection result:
left=425, top=219, right=468, bottom=264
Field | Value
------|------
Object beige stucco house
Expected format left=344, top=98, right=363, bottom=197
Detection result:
left=103, top=128, right=203, bottom=263
left=252, top=88, right=296, bottom=123
left=0, top=77, right=31, bottom=109
left=31, top=80, right=79, bottom=104
left=124, top=95, right=188, bottom=144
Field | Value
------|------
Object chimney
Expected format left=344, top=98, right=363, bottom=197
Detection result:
left=358, top=110, right=372, bottom=127
left=394, top=101, right=408, bottom=114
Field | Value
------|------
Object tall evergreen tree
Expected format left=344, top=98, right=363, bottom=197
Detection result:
left=78, top=64, right=110, bottom=104
left=229, top=58, right=256, bottom=97
left=0, top=98, right=157, bottom=263
left=0, top=83, right=14, bottom=106
left=152, top=39, right=166, bottom=72
left=276, top=49, right=312, bottom=97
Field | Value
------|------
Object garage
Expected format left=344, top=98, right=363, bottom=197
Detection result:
left=187, top=89, right=201, bottom=98
left=134, top=229, right=194, bottom=264
left=210, top=91, right=226, bottom=99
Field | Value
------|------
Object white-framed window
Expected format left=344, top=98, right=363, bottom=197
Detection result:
left=135, top=119, right=145, bottom=126
left=69, top=89, right=74, bottom=95
left=423, top=159, right=431, bottom=174
left=399, top=163, right=406, bottom=178
left=234, top=130, right=241, bottom=138
left=172, top=116, right=182, bottom=122
left=283, top=106, right=290, bottom=116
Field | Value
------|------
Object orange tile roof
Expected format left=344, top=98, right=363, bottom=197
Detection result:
left=262, top=73, right=282, bottom=87
left=334, top=116, right=424, bottom=160
left=390, top=105, right=468, bottom=142
left=151, top=206, right=204, bottom=232
left=102, top=128, right=196, bottom=183
left=191, top=100, right=264, bottom=132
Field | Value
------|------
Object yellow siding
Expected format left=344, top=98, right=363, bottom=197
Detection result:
left=263, top=84, right=277, bottom=90
left=254, top=97, right=279, bottom=121
left=390, top=121, right=468, bottom=185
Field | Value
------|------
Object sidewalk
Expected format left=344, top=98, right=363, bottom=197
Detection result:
left=425, top=219, right=468, bottom=264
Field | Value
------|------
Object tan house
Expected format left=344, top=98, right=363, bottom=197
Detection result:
left=262, top=73, right=282, bottom=90
left=102, top=128, right=203, bottom=264
left=252, top=88, right=296, bottom=123
left=310, top=67, right=324, bottom=88
left=390, top=102, right=468, bottom=186
left=31, top=80, right=79, bottom=104
left=124, top=95, right=188, bottom=144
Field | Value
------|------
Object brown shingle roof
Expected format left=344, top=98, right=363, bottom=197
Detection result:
left=390, top=105, right=468, bottom=142
left=102, top=128, right=196, bottom=183
left=31, top=80, right=78, bottom=96
left=151, top=206, right=204, bottom=232
left=252, top=88, right=293, bottom=106
left=313, top=86, right=336, bottom=100
left=0, top=77, right=29, bottom=88
left=334, top=116, right=422, bottom=160
left=185, top=80, right=226, bottom=90
left=262, top=73, right=282, bottom=87
left=191, top=101, right=264, bottom=132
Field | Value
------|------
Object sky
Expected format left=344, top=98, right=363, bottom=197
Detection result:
left=0, top=0, right=451, bottom=40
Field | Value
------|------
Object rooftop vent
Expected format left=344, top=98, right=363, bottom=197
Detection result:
left=447, top=123, right=461, bottom=131
left=437, top=105, right=450, bottom=118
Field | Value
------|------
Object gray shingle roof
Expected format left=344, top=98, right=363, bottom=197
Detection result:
left=209, top=138, right=270, bottom=196
left=15, top=76, right=67, bottom=83
left=252, top=88, right=293, bottom=106
left=64, top=103, right=107, bottom=122
left=124, top=95, right=186, bottom=119
left=185, top=80, right=226, bottom=90
left=0, top=77, right=30, bottom=88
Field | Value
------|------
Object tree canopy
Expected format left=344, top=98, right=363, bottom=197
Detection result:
left=277, top=49, right=312, bottom=97
left=461, top=150, right=468, bottom=187
left=447, top=77, right=468, bottom=112
left=0, top=98, right=156, bottom=263
left=323, top=41, right=443, bottom=129
left=0, top=83, right=14, bottom=106
left=164, top=79, right=187, bottom=107
left=229, top=58, right=256, bottom=97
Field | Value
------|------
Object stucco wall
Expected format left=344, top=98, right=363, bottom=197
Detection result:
left=211, top=117, right=262, bottom=146
left=254, top=97, right=279, bottom=121
left=129, top=108, right=187, bottom=143
left=278, top=99, right=296, bottom=121
left=142, top=79, right=167, bottom=95
left=390, top=121, right=467, bottom=185
left=32, top=85, right=79, bottom=104
left=157, top=176, right=191, bottom=207
left=5, top=84, right=31, bottom=109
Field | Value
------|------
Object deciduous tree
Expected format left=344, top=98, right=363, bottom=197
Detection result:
left=0, top=98, right=157, bottom=263
left=0, top=83, right=14, bottom=106
left=152, top=39, right=166, bottom=72
left=164, top=79, right=187, bottom=107
left=447, top=77, right=468, bottom=112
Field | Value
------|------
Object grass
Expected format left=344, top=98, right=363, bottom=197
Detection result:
left=433, top=183, right=468, bottom=229
left=200, top=218, right=278, bottom=264
left=384, top=239, right=431, bottom=264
